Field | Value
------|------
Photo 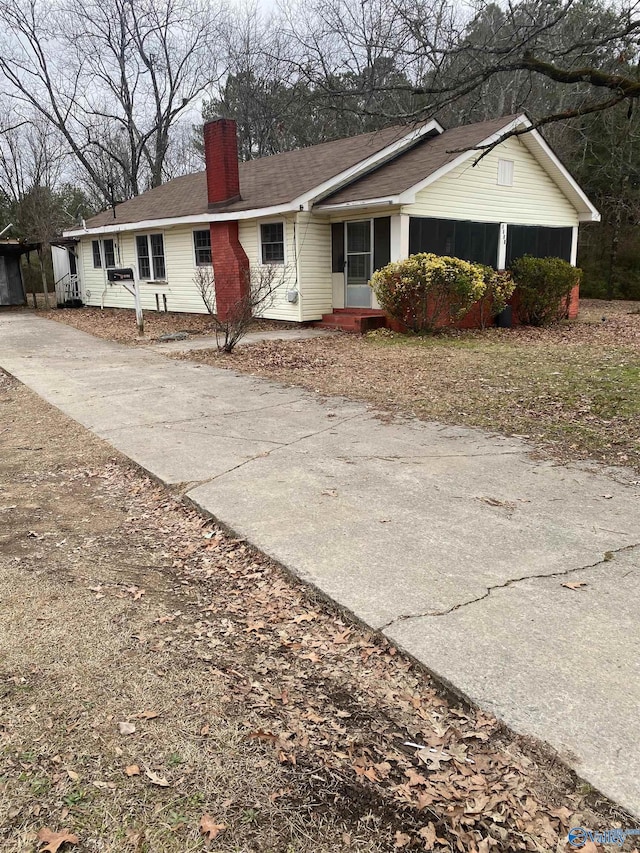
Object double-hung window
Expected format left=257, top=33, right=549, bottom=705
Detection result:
left=103, top=239, right=116, bottom=268
left=92, top=238, right=116, bottom=268
left=193, top=230, right=212, bottom=266
left=260, top=222, right=285, bottom=264
left=136, top=233, right=166, bottom=280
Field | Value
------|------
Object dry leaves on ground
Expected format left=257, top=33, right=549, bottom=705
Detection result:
left=36, top=827, right=79, bottom=852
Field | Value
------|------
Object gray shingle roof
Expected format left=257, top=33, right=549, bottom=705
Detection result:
left=84, top=116, right=518, bottom=228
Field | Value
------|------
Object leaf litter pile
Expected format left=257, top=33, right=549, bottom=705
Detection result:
left=0, top=372, right=636, bottom=853
left=182, top=299, right=640, bottom=476
left=40, top=305, right=294, bottom=345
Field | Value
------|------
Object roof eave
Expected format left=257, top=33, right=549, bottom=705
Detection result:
left=63, top=203, right=301, bottom=237
left=314, top=196, right=401, bottom=212
left=299, top=119, right=444, bottom=209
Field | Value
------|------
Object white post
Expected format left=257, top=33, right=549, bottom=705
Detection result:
left=132, top=273, right=144, bottom=335
left=570, top=225, right=579, bottom=266
left=497, top=223, right=508, bottom=270
left=390, top=213, right=410, bottom=262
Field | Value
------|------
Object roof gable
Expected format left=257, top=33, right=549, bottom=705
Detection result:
left=317, top=114, right=599, bottom=222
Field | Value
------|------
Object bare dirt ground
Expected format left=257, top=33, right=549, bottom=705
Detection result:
left=1, top=372, right=638, bottom=852
left=179, top=299, right=640, bottom=476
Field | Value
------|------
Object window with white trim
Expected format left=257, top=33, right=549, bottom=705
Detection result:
left=260, top=222, right=285, bottom=264
left=497, top=159, right=514, bottom=186
left=193, top=229, right=212, bottom=266
left=91, top=238, right=116, bottom=268
left=103, top=238, right=116, bottom=268
left=136, top=233, right=166, bottom=280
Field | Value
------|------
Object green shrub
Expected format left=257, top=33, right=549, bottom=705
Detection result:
left=510, top=256, right=581, bottom=326
left=477, top=266, right=516, bottom=328
left=370, top=253, right=486, bottom=333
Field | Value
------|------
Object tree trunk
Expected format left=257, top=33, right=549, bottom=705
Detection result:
left=25, top=253, right=37, bottom=308
left=38, top=246, right=50, bottom=308
left=607, top=207, right=622, bottom=300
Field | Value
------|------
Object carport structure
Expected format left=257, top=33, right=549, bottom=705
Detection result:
left=0, top=239, right=37, bottom=307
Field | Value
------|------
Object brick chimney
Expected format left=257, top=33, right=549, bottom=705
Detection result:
left=204, top=118, right=241, bottom=207
left=203, top=118, right=249, bottom=320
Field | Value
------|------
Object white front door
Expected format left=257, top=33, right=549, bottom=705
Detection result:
left=345, top=220, right=372, bottom=308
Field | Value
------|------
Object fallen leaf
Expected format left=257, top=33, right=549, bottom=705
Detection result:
left=418, top=823, right=437, bottom=850
left=394, top=831, right=411, bottom=847
left=125, top=764, right=140, bottom=776
left=550, top=805, right=573, bottom=825
left=66, top=770, right=79, bottom=782
left=292, top=611, right=318, bottom=623
left=561, top=581, right=587, bottom=590
left=417, top=747, right=452, bottom=770
left=199, top=814, right=227, bottom=840
left=125, top=828, right=145, bottom=850
left=118, top=721, right=136, bottom=735
left=247, top=729, right=279, bottom=744
left=134, top=710, right=159, bottom=720
left=36, top=827, right=79, bottom=852
left=144, top=767, right=170, bottom=787
left=126, top=586, right=145, bottom=600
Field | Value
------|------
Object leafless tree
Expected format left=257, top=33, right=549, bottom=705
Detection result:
left=194, top=263, right=286, bottom=353
left=280, top=0, right=640, bottom=138
left=0, top=0, right=226, bottom=204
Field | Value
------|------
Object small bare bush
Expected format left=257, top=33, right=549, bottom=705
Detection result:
left=195, top=264, right=286, bottom=353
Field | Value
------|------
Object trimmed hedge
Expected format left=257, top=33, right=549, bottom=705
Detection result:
left=510, top=256, right=581, bottom=326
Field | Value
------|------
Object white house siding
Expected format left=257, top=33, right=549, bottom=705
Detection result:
left=403, top=136, right=579, bottom=227
left=237, top=215, right=301, bottom=321
left=79, top=225, right=213, bottom=313
left=295, top=212, right=333, bottom=321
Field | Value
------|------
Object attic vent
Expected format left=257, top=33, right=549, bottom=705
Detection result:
left=497, top=159, right=514, bottom=187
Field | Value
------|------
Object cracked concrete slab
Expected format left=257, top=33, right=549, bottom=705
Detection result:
left=1, top=313, right=639, bottom=817
left=386, top=547, right=640, bottom=814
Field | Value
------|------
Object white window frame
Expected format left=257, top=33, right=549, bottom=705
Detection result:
left=92, top=237, right=118, bottom=269
left=135, top=232, right=166, bottom=281
left=91, top=239, right=102, bottom=268
left=102, top=237, right=117, bottom=269
left=258, top=219, right=286, bottom=266
left=192, top=228, right=212, bottom=267
left=497, top=159, right=515, bottom=187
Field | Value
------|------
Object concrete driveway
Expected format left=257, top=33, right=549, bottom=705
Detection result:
left=1, top=313, right=639, bottom=817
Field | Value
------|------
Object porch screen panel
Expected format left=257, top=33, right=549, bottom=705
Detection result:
left=373, top=217, right=391, bottom=271
left=506, top=225, right=572, bottom=265
left=409, top=217, right=499, bottom=267
left=331, top=222, right=345, bottom=273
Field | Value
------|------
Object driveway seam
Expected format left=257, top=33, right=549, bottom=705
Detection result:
left=182, top=410, right=369, bottom=492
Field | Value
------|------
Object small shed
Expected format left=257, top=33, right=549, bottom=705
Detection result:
left=0, top=239, right=36, bottom=307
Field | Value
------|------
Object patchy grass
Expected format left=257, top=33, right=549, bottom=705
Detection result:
left=181, top=300, right=640, bottom=475
left=37, top=305, right=296, bottom=345
left=1, top=371, right=636, bottom=852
